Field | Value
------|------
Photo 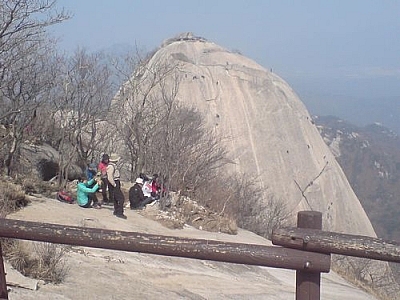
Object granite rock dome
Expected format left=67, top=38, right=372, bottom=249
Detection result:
left=114, top=33, right=375, bottom=237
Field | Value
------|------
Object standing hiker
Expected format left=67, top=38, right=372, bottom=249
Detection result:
left=107, top=153, right=127, bottom=219
left=98, top=153, right=110, bottom=204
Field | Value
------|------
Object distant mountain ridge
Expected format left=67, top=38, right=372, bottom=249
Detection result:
left=314, top=115, right=400, bottom=241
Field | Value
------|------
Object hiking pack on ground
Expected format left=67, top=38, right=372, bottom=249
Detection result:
left=56, top=190, right=75, bottom=204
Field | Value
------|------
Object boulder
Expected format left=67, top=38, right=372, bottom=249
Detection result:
left=19, top=143, right=82, bottom=181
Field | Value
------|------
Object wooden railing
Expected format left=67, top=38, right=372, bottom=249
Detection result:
left=0, top=211, right=399, bottom=300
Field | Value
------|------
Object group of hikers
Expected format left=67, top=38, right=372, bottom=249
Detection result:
left=75, top=153, right=164, bottom=220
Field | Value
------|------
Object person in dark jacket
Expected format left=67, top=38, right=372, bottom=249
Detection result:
left=107, top=153, right=126, bottom=219
left=129, top=177, right=153, bottom=209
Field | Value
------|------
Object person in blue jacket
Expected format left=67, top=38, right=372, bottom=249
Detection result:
left=85, top=162, right=98, bottom=181
left=76, top=175, right=102, bottom=208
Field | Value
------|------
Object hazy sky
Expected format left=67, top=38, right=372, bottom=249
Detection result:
left=52, top=0, right=400, bottom=132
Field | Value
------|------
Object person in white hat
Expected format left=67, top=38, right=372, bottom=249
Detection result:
left=129, top=177, right=147, bottom=209
left=129, top=177, right=156, bottom=209
left=106, top=153, right=126, bottom=219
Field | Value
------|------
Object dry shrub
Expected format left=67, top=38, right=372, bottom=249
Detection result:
left=4, top=240, right=69, bottom=284
left=30, top=242, right=69, bottom=283
left=175, top=194, right=238, bottom=234
left=141, top=193, right=238, bottom=234
left=0, top=179, right=28, bottom=217
left=242, top=194, right=292, bottom=239
left=0, top=177, right=68, bottom=284
left=333, top=255, right=400, bottom=300
left=2, top=239, right=29, bottom=273
left=16, top=176, right=59, bottom=197
left=233, top=178, right=292, bottom=239
left=0, top=175, right=58, bottom=217
left=148, top=170, right=290, bottom=239
left=193, top=172, right=291, bottom=239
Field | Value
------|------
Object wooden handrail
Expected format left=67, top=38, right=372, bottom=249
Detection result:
left=272, top=227, right=400, bottom=263
left=0, top=218, right=330, bottom=272
left=16, top=211, right=400, bottom=300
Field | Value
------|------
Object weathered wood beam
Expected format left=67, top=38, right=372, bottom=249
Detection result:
left=272, top=227, right=400, bottom=263
left=0, top=219, right=330, bottom=272
left=0, top=242, right=8, bottom=300
left=295, top=211, right=322, bottom=300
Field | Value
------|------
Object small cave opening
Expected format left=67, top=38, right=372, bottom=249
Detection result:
left=37, top=159, right=59, bottom=181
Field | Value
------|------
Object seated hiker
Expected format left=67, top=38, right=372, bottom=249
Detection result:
left=150, top=174, right=162, bottom=199
left=142, top=176, right=152, bottom=199
left=129, top=177, right=154, bottom=209
left=76, top=175, right=102, bottom=209
left=139, top=172, right=149, bottom=182
left=85, top=162, right=103, bottom=204
left=150, top=174, right=167, bottom=199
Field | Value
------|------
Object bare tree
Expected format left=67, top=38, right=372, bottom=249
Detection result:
left=66, top=49, right=113, bottom=164
left=48, top=49, right=114, bottom=187
left=0, top=0, right=69, bottom=95
left=109, top=50, right=233, bottom=212
left=155, top=106, right=227, bottom=191
left=0, top=0, right=69, bottom=175
left=109, top=50, right=178, bottom=179
left=0, top=40, right=59, bottom=176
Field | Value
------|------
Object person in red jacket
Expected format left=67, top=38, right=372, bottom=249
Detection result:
left=151, top=174, right=161, bottom=199
left=151, top=174, right=166, bottom=199
left=97, top=153, right=109, bottom=204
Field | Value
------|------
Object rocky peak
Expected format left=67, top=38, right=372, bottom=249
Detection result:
left=161, top=32, right=207, bottom=48
left=111, top=34, right=399, bottom=298
left=127, top=35, right=375, bottom=237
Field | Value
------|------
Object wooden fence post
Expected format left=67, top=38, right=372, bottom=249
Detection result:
left=296, top=211, right=322, bottom=300
left=0, top=241, right=8, bottom=299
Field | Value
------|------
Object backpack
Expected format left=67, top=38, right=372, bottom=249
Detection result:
left=56, top=190, right=75, bottom=204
